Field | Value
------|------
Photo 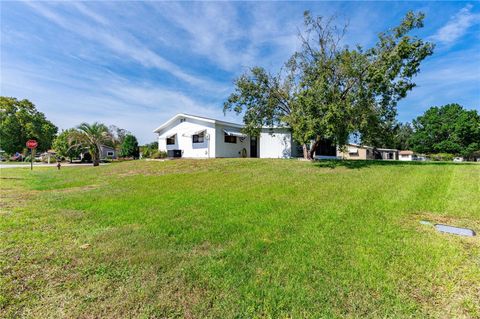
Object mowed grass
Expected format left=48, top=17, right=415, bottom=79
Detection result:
left=1, top=159, right=479, bottom=318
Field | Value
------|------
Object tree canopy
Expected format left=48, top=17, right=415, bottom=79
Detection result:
left=120, top=134, right=140, bottom=158
left=52, top=128, right=82, bottom=162
left=410, top=104, right=480, bottom=157
left=224, top=11, right=434, bottom=159
left=69, top=122, right=112, bottom=166
left=109, top=125, right=131, bottom=148
left=0, top=97, right=58, bottom=154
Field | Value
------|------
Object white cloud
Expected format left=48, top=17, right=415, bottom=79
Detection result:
left=397, top=48, right=480, bottom=121
left=432, top=4, right=480, bottom=44
left=71, top=2, right=109, bottom=26
left=149, top=2, right=302, bottom=72
left=1, top=62, right=230, bottom=143
left=23, top=1, right=225, bottom=92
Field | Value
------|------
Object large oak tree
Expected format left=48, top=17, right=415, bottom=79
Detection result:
left=224, top=11, right=434, bottom=159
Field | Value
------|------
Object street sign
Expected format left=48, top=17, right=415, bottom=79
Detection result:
left=26, top=140, right=38, bottom=170
left=26, top=140, right=38, bottom=149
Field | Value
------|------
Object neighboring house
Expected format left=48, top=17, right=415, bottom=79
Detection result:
left=153, top=113, right=301, bottom=158
left=376, top=147, right=398, bottom=160
left=100, top=145, right=117, bottom=159
left=337, top=144, right=398, bottom=160
left=337, top=144, right=374, bottom=160
left=399, top=150, right=415, bottom=161
left=80, top=144, right=117, bottom=161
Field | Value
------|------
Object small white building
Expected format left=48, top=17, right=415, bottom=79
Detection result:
left=153, top=113, right=299, bottom=158
left=399, top=150, right=414, bottom=161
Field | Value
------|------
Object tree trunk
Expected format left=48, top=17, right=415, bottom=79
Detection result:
left=308, top=139, right=321, bottom=160
left=93, top=154, right=100, bottom=166
left=302, top=144, right=309, bottom=160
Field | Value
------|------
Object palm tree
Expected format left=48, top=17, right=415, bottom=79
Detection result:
left=69, top=122, right=112, bottom=166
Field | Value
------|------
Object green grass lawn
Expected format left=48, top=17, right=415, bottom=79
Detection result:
left=1, top=159, right=479, bottom=318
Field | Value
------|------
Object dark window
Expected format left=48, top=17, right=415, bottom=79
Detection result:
left=166, top=135, right=176, bottom=145
left=193, top=132, right=205, bottom=143
left=224, top=134, right=237, bottom=143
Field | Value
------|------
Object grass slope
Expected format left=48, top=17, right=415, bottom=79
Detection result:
left=1, top=159, right=479, bottom=318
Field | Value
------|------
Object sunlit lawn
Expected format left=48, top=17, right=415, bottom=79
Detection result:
left=1, top=159, right=479, bottom=318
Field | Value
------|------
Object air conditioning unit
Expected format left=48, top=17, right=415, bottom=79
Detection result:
left=167, top=149, right=182, bottom=158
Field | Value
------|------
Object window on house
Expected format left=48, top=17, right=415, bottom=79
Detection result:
left=192, top=132, right=205, bottom=143
left=166, top=135, right=176, bottom=145
left=224, top=134, right=237, bottom=143
left=107, top=151, right=114, bottom=156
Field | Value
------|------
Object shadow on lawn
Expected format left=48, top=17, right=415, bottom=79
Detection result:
left=313, top=160, right=476, bottom=170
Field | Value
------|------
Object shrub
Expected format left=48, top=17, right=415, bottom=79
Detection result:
left=428, top=153, right=455, bottom=161
left=43, top=157, right=57, bottom=163
left=142, top=148, right=152, bottom=158
left=150, top=150, right=168, bottom=159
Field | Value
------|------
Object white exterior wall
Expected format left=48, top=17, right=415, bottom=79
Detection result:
left=399, top=154, right=413, bottom=161
left=214, top=125, right=250, bottom=158
left=155, top=114, right=297, bottom=159
left=158, top=117, right=216, bottom=158
left=259, top=128, right=292, bottom=158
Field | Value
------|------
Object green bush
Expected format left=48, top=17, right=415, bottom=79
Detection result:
left=142, top=148, right=152, bottom=158
left=24, top=155, right=43, bottom=163
left=42, top=157, right=57, bottom=163
left=150, top=150, right=168, bottom=159
left=428, top=153, right=455, bottom=161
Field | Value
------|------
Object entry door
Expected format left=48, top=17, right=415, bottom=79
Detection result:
left=250, top=136, right=258, bottom=158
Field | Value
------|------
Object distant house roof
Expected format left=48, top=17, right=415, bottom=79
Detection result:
left=153, top=113, right=288, bottom=134
left=153, top=113, right=244, bottom=133
left=345, top=144, right=398, bottom=152
left=100, top=145, right=115, bottom=151
left=376, top=148, right=398, bottom=152
left=399, top=150, right=414, bottom=155
left=346, top=143, right=374, bottom=150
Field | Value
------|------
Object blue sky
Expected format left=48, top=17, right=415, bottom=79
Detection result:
left=1, top=1, right=479, bottom=143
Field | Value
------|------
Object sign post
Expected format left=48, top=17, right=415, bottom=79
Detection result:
left=26, top=140, right=38, bottom=170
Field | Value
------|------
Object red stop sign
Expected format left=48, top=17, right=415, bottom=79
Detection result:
left=26, top=140, right=38, bottom=149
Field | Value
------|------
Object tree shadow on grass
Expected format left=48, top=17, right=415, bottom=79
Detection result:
left=313, top=159, right=477, bottom=170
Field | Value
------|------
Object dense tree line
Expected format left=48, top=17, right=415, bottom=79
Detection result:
left=409, top=104, right=479, bottom=158
left=1, top=96, right=139, bottom=165
left=0, top=97, right=58, bottom=153
left=372, top=104, right=479, bottom=158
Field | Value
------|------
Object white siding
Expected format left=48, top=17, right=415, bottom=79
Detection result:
left=399, top=154, right=412, bottom=161
left=259, top=128, right=292, bottom=158
left=214, top=125, right=249, bottom=158
left=158, top=117, right=216, bottom=158
left=155, top=114, right=296, bottom=159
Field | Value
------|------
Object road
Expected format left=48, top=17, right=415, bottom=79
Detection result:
left=0, top=163, right=108, bottom=169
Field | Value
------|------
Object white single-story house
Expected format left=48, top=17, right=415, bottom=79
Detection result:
left=153, top=113, right=300, bottom=158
